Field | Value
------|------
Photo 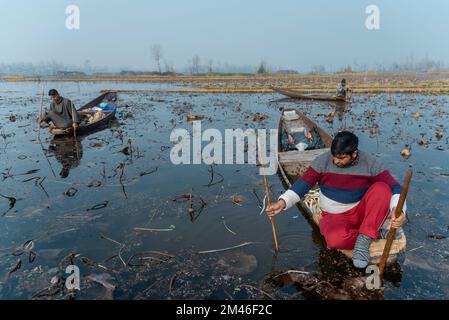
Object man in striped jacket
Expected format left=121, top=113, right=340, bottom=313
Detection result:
left=266, top=131, right=406, bottom=268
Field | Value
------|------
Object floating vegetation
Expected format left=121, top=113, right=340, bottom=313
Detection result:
left=64, top=187, right=78, bottom=197
left=1, top=193, right=17, bottom=215
left=134, top=227, right=176, bottom=232
left=204, top=165, right=224, bottom=187
left=139, top=167, right=158, bottom=176
left=252, top=113, right=270, bottom=122
left=221, top=216, right=237, bottom=235
left=187, top=114, right=205, bottom=121
left=400, top=148, right=411, bottom=159
left=198, top=242, right=257, bottom=254
left=231, top=195, right=243, bottom=206
left=86, top=180, right=102, bottom=188
left=86, top=273, right=116, bottom=291
left=427, top=234, right=447, bottom=240
left=8, top=259, right=22, bottom=276
left=86, top=201, right=109, bottom=211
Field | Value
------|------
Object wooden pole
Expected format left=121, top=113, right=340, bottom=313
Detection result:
left=35, top=85, right=57, bottom=178
left=74, top=133, right=80, bottom=161
left=72, top=102, right=80, bottom=160
left=258, top=138, right=280, bottom=253
left=38, top=85, right=44, bottom=141
left=378, top=170, right=413, bottom=274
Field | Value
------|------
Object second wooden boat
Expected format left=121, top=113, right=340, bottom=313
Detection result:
left=272, top=87, right=351, bottom=102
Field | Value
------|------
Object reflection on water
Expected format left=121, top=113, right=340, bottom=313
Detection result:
left=1, top=82, right=449, bottom=300
left=48, top=136, right=83, bottom=178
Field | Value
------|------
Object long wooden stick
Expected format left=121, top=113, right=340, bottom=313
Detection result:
left=37, top=86, right=44, bottom=141
left=38, top=139, right=57, bottom=178
left=72, top=102, right=80, bottom=159
left=73, top=111, right=77, bottom=139
left=35, top=86, right=56, bottom=178
left=258, top=138, right=280, bottom=253
left=378, top=170, right=413, bottom=274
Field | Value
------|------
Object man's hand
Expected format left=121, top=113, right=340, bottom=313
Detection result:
left=37, top=113, right=47, bottom=123
left=72, top=122, right=78, bottom=131
left=390, top=207, right=406, bottom=229
left=266, top=199, right=286, bottom=218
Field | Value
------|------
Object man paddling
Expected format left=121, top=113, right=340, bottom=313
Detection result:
left=39, top=89, right=79, bottom=131
left=266, top=131, right=406, bottom=268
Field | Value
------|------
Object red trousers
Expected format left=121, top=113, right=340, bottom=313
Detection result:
left=319, top=182, right=391, bottom=250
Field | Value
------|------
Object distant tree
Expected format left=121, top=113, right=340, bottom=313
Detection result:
left=207, top=59, right=214, bottom=73
left=83, top=59, right=92, bottom=73
left=256, top=60, right=268, bottom=74
left=164, top=60, right=174, bottom=73
left=343, top=65, right=353, bottom=73
left=275, top=69, right=299, bottom=75
left=190, top=55, right=201, bottom=74
left=311, top=65, right=326, bottom=74
left=151, top=45, right=163, bottom=73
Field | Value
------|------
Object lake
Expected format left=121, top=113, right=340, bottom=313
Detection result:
left=1, top=81, right=448, bottom=299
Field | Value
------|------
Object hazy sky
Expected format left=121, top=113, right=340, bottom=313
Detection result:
left=1, top=0, right=448, bottom=71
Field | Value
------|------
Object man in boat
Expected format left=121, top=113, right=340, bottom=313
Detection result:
left=39, top=89, right=80, bottom=130
left=266, top=131, right=406, bottom=269
left=336, top=79, right=347, bottom=99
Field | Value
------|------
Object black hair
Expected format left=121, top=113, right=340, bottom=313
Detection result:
left=331, top=131, right=358, bottom=156
left=341, top=79, right=346, bottom=84
left=48, top=89, right=59, bottom=96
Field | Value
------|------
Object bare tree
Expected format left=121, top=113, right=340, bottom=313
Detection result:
left=190, top=55, right=201, bottom=74
left=207, top=59, right=214, bottom=73
left=151, top=45, right=163, bottom=73
left=311, top=65, right=326, bottom=74
left=164, top=60, right=174, bottom=73
left=256, top=60, right=268, bottom=74
left=343, top=64, right=353, bottom=73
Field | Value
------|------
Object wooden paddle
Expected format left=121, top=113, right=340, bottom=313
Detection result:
left=378, top=169, right=413, bottom=274
left=258, top=138, right=280, bottom=253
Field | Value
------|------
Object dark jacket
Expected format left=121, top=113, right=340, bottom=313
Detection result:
left=336, top=83, right=346, bottom=98
left=50, top=97, right=79, bottom=124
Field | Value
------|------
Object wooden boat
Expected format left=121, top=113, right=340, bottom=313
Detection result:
left=49, top=92, right=118, bottom=136
left=277, top=108, right=406, bottom=265
left=272, top=87, right=351, bottom=103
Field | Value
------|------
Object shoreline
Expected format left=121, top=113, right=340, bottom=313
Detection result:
left=1, top=72, right=449, bottom=94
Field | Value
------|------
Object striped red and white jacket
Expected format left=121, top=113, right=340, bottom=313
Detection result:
left=279, top=151, right=406, bottom=215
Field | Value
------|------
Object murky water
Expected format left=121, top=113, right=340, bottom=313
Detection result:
left=1, top=81, right=449, bottom=300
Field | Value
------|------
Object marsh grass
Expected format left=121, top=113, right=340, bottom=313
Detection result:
left=2, top=72, right=449, bottom=94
